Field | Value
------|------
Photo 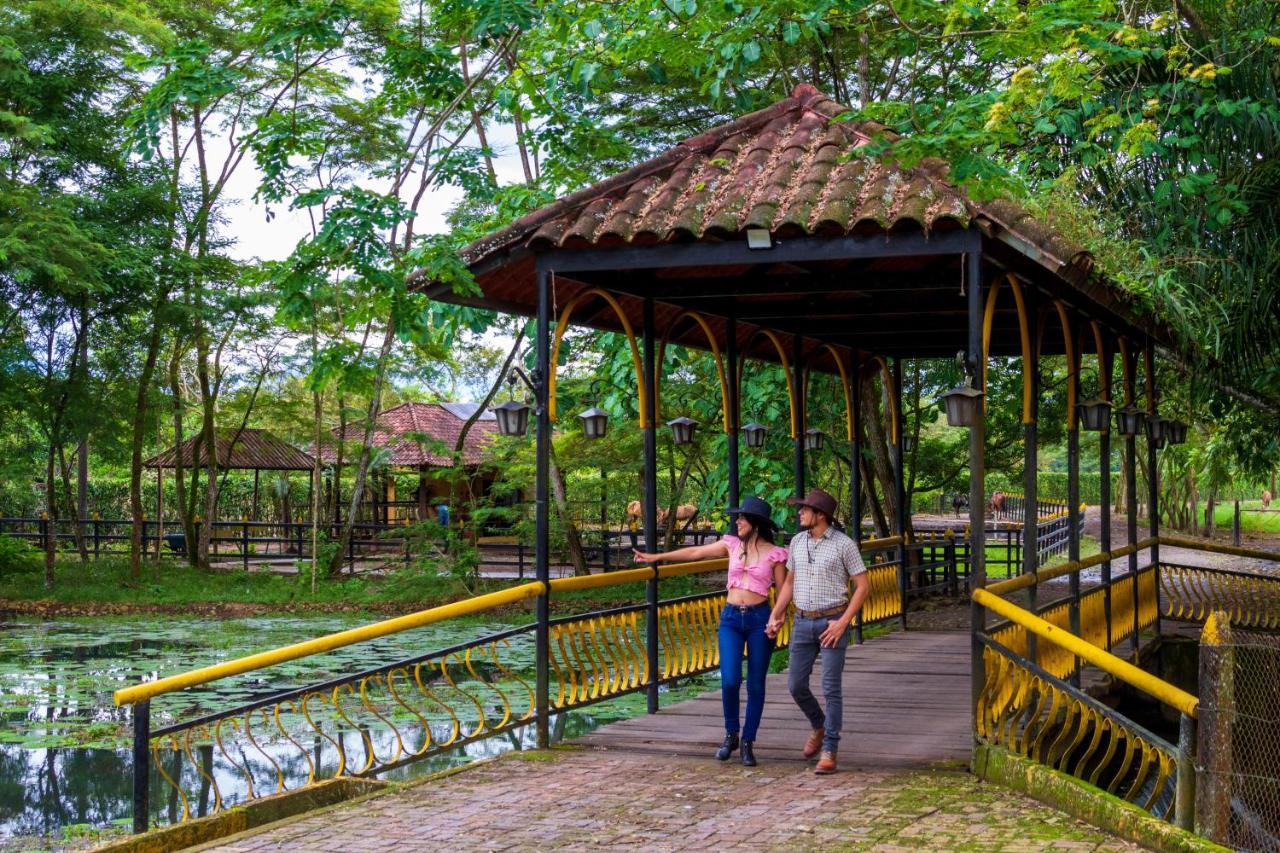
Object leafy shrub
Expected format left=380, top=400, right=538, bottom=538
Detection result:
left=0, top=534, right=40, bottom=576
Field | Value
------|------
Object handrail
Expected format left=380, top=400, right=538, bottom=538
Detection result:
left=986, top=537, right=1156, bottom=596
left=114, top=581, right=547, bottom=706
left=114, top=557, right=731, bottom=707
left=1159, top=535, right=1280, bottom=563
left=972, top=587, right=1199, bottom=718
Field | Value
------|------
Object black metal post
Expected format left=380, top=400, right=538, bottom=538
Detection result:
left=1067, top=341, right=1082, bottom=686
left=893, top=357, right=907, bottom=630
left=242, top=519, right=250, bottom=571
left=1024, top=287, right=1039, bottom=664
left=851, top=360, right=862, bottom=542
left=534, top=265, right=552, bottom=747
left=726, top=314, right=739, bottom=511
left=132, top=699, right=150, bottom=833
left=966, top=237, right=987, bottom=734
left=1125, top=348, right=1140, bottom=662
left=793, top=332, right=805, bottom=498
left=1100, top=341, right=1113, bottom=651
left=643, top=296, right=660, bottom=714
left=1147, top=347, right=1161, bottom=638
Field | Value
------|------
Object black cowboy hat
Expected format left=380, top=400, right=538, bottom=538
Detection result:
left=725, top=496, right=777, bottom=530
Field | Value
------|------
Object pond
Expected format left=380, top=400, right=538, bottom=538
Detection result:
left=0, top=614, right=713, bottom=847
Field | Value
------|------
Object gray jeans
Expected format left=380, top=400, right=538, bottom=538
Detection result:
left=787, top=615, right=850, bottom=753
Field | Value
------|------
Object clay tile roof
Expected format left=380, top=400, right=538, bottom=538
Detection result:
left=145, top=428, right=316, bottom=471
left=324, top=403, right=498, bottom=468
left=457, top=83, right=1068, bottom=269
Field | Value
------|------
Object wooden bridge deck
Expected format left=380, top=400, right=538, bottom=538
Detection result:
left=576, top=629, right=973, bottom=769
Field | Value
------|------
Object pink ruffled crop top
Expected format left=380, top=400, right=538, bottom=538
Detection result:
left=722, top=534, right=788, bottom=597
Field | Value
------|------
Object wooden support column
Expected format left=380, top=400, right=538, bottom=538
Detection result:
left=642, top=295, right=660, bottom=715
left=1067, top=333, right=1082, bottom=687
left=1196, top=612, right=1233, bottom=843
left=1099, top=341, right=1114, bottom=650
left=1023, top=287, right=1040, bottom=664
left=966, top=236, right=988, bottom=738
left=1145, top=345, right=1161, bottom=637
left=1124, top=344, right=1140, bottom=662
left=893, top=356, right=907, bottom=630
left=534, top=264, right=552, bottom=748
left=793, top=332, right=805, bottom=498
left=726, top=314, right=739, bottom=511
left=850, top=359, right=862, bottom=543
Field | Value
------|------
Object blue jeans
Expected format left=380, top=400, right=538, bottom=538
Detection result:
left=787, top=615, right=850, bottom=753
left=718, top=602, right=774, bottom=741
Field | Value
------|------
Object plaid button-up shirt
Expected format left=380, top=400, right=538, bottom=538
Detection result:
left=786, top=526, right=866, bottom=612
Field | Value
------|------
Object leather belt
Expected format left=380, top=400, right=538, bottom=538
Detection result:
left=795, top=603, right=848, bottom=619
left=727, top=601, right=769, bottom=613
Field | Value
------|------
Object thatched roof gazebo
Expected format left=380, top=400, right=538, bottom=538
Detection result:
left=145, top=428, right=315, bottom=520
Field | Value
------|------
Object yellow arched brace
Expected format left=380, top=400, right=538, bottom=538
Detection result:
left=1143, top=346, right=1156, bottom=414
left=549, top=288, right=647, bottom=427
left=872, top=356, right=900, bottom=445
left=1050, top=301, right=1077, bottom=430
left=656, top=311, right=731, bottom=433
left=1090, top=321, right=1110, bottom=402
left=737, top=329, right=798, bottom=438
left=803, top=344, right=854, bottom=441
left=1117, top=338, right=1134, bottom=405
left=982, top=273, right=1034, bottom=424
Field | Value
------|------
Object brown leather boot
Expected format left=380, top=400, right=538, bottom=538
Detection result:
left=814, top=750, right=838, bottom=775
left=803, top=728, right=825, bottom=759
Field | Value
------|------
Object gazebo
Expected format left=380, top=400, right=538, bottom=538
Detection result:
left=416, top=83, right=1178, bottom=742
left=144, top=427, right=316, bottom=521
left=323, top=402, right=503, bottom=524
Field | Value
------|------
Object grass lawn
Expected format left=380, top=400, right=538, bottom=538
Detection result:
left=1212, top=500, right=1280, bottom=535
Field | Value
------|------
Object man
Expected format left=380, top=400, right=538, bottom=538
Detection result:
left=766, top=488, right=869, bottom=775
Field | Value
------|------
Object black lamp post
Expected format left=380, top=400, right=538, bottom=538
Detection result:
left=741, top=422, right=768, bottom=449
left=667, top=416, right=698, bottom=446
left=494, top=400, right=532, bottom=437
left=577, top=408, right=609, bottom=440
left=940, top=384, right=984, bottom=428
left=1115, top=404, right=1146, bottom=437
left=803, top=428, right=825, bottom=452
left=1077, top=398, right=1112, bottom=432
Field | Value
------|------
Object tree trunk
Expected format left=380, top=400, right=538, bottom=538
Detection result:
left=58, top=446, right=86, bottom=561
left=44, top=441, right=57, bottom=591
left=130, top=313, right=165, bottom=578
left=328, top=321, right=396, bottom=577
left=168, top=343, right=197, bottom=568
left=548, top=442, right=588, bottom=576
left=662, top=442, right=697, bottom=552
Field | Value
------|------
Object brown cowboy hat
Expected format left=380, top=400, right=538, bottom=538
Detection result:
left=786, top=488, right=838, bottom=520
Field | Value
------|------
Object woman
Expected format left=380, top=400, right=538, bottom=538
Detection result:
left=633, top=496, right=788, bottom=766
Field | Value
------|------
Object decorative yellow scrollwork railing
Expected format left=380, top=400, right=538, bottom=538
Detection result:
left=1160, top=563, right=1280, bottom=630
left=977, top=639, right=1179, bottom=819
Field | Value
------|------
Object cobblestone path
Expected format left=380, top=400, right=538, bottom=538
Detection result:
left=199, top=749, right=1140, bottom=852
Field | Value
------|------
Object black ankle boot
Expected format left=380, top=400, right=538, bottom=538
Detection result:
left=715, top=733, right=739, bottom=761
left=740, top=740, right=757, bottom=766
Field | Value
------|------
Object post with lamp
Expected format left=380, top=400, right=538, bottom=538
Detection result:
left=1143, top=346, right=1162, bottom=638
left=726, top=313, right=740, bottom=510
left=893, top=357, right=907, bottom=631
left=642, top=296, right=660, bottom=714
left=1079, top=358, right=1114, bottom=649
left=534, top=267, right=553, bottom=747
left=1115, top=359, right=1144, bottom=662
left=793, top=332, right=805, bottom=497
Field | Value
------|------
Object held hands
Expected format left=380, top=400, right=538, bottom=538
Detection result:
left=819, top=616, right=851, bottom=648
left=765, top=614, right=784, bottom=638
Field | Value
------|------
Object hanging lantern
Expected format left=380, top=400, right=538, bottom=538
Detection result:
left=1077, top=398, right=1112, bottom=432
left=803, top=428, right=825, bottom=452
left=667, top=416, right=698, bottom=446
left=940, top=384, right=984, bottom=427
left=1114, top=404, right=1146, bottom=437
left=1166, top=419, right=1189, bottom=445
left=902, top=434, right=916, bottom=453
left=493, top=400, right=532, bottom=437
left=741, top=422, right=768, bottom=449
left=1145, top=415, right=1168, bottom=444
left=577, top=407, right=609, bottom=440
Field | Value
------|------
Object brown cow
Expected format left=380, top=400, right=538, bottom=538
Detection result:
left=1264, top=490, right=1273, bottom=510
left=659, top=504, right=698, bottom=528
left=989, top=491, right=1006, bottom=514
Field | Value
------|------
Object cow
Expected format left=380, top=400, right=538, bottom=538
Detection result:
left=1264, top=490, right=1273, bottom=510
left=659, top=504, right=699, bottom=529
left=989, top=491, right=1006, bottom=515
left=951, top=493, right=970, bottom=517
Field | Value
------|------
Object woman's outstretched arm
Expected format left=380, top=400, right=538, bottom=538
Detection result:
left=633, top=539, right=729, bottom=564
